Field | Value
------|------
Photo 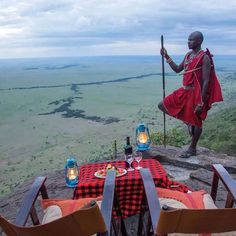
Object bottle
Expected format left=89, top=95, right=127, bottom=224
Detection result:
left=124, top=137, right=133, bottom=168
left=124, top=136, right=133, bottom=155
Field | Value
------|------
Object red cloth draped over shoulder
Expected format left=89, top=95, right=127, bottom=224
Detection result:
left=163, top=49, right=223, bottom=127
left=201, top=49, right=223, bottom=119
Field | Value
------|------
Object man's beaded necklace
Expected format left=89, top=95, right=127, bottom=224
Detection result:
left=184, top=49, right=203, bottom=71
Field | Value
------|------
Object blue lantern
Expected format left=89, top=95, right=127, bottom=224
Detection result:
left=65, top=157, right=79, bottom=188
left=136, top=123, right=151, bottom=151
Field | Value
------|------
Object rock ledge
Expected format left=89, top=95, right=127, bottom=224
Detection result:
left=0, top=145, right=235, bottom=223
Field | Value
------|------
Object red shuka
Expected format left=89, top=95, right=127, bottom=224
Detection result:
left=163, top=49, right=223, bottom=127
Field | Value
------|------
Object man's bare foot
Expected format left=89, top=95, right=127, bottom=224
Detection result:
left=179, top=148, right=196, bottom=158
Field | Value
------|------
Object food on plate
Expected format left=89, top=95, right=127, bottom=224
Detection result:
left=95, top=169, right=106, bottom=177
left=106, top=164, right=114, bottom=170
left=106, top=164, right=118, bottom=171
left=105, top=164, right=124, bottom=175
left=95, top=164, right=126, bottom=178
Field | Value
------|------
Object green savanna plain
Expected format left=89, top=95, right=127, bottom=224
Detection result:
left=0, top=55, right=235, bottom=197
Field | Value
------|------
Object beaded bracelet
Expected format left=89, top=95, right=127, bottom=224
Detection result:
left=197, top=102, right=204, bottom=107
left=166, top=57, right=173, bottom=64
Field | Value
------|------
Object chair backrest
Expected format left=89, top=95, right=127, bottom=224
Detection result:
left=0, top=200, right=106, bottom=236
left=157, top=207, right=236, bottom=234
left=140, top=167, right=236, bottom=235
left=0, top=170, right=117, bottom=236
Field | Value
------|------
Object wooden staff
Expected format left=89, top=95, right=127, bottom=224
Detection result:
left=161, top=35, right=166, bottom=147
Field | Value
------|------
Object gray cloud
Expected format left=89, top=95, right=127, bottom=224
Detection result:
left=0, top=0, right=236, bottom=58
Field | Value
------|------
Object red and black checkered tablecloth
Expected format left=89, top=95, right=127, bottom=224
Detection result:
left=73, top=158, right=189, bottom=218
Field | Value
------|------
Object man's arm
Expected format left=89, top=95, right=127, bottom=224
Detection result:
left=168, top=58, right=185, bottom=73
left=160, top=48, right=184, bottom=73
left=201, top=54, right=211, bottom=104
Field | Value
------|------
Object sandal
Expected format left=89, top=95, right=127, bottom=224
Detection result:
left=179, top=149, right=196, bottom=158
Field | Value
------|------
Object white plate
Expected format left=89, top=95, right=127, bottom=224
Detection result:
left=94, top=168, right=127, bottom=179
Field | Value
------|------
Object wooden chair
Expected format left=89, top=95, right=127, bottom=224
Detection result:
left=140, top=164, right=236, bottom=236
left=0, top=170, right=117, bottom=236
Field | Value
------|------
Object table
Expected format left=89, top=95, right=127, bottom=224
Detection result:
left=73, top=159, right=188, bottom=218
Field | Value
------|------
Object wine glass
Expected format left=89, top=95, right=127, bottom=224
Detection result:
left=125, top=154, right=134, bottom=171
left=134, top=151, right=143, bottom=170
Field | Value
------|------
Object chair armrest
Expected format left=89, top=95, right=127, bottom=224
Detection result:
left=211, top=164, right=236, bottom=207
left=14, top=176, right=48, bottom=226
left=140, top=168, right=161, bottom=233
left=100, top=170, right=116, bottom=235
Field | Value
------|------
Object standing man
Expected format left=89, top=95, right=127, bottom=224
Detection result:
left=159, top=31, right=223, bottom=158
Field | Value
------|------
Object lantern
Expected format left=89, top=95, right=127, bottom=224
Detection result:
left=65, top=157, right=79, bottom=188
left=136, top=123, right=151, bottom=151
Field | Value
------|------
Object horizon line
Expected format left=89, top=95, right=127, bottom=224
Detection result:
left=1, top=54, right=236, bottom=60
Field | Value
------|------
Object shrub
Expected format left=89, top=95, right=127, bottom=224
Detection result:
left=150, top=128, right=189, bottom=147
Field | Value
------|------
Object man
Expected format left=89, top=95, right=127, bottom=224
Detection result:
left=159, top=31, right=223, bottom=158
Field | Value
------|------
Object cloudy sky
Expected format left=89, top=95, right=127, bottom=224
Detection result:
left=1, top=0, right=236, bottom=58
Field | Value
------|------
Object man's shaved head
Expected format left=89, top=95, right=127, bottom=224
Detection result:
left=188, top=31, right=204, bottom=50
left=190, top=31, right=204, bottom=43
